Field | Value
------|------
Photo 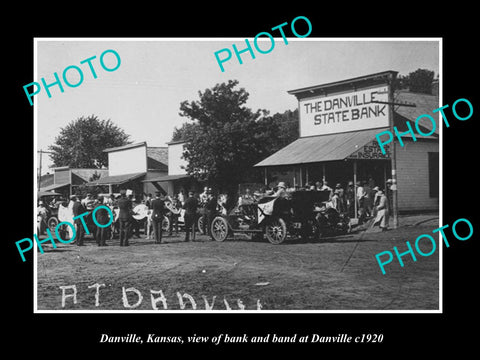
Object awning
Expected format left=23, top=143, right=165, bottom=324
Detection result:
left=142, top=174, right=189, bottom=183
left=38, top=191, right=63, bottom=198
left=254, top=128, right=388, bottom=167
left=86, top=172, right=146, bottom=186
left=39, top=182, right=70, bottom=191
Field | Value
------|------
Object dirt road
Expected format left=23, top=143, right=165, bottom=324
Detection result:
left=36, top=218, right=439, bottom=311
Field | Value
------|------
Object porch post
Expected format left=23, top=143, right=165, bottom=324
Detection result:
left=353, top=160, right=358, bottom=219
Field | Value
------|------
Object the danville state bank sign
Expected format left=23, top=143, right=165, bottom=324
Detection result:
left=299, top=85, right=390, bottom=137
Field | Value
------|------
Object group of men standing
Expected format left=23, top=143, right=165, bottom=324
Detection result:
left=63, top=193, right=110, bottom=246
left=147, top=189, right=204, bottom=243
left=300, top=178, right=390, bottom=231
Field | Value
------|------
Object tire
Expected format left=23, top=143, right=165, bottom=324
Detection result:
left=197, top=216, right=204, bottom=235
left=265, top=217, right=287, bottom=245
left=162, top=216, right=170, bottom=232
left=210, top=216, right=229, bottom=242
left=47, top=216, right=59, bottom=233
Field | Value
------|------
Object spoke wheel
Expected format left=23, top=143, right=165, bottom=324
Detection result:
left=47, top=216, right=59, bottom=233
left=210, top=217, right=229, bottom=242
left=197, top=216, right=205, bottom=234
left=162, top=216, right=170, bottom=232
left=265, top=218, right=287, bottom=245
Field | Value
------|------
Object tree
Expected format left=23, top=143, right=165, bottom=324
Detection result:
left=394, top=69, right=435, bottom=94
left=178, top=80, right=270, bottom=193
left=171, top=122, right=199, bottom=142
left=49, top=115, right=131, bottom=168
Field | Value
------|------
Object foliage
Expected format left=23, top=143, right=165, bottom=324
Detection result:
left=394, top=69, right=436, bottom=94
left=407, top=68, right=435, bottom=94
left=177, top=80, right=298, bottom=193
left=49, top=115, right=131, bottom=168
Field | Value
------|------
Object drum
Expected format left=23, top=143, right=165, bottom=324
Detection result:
left=132, top=204, right=149, bottom=220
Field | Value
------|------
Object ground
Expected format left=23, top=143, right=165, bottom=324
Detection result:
left=36, top=214, right=440, bottom=311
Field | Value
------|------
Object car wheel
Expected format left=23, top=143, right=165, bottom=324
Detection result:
left=210, top=216, right=229, bottom=242
left=162, top=216, right=170, bottom=232
left=265, top=217, right=287, bottom=244
left=197, top=216, right=204, bottom=234
left=47, top=216, right=59, bottom=233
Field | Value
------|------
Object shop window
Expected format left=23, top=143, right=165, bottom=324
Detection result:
left=428, top=152, right=439, bottom=198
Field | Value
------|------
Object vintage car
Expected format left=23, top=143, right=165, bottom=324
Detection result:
left=209, top=190, right=350, bottom=244
left=37, top=191, right=65, bottom=234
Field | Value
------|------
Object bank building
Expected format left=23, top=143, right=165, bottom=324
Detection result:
left=254, top=71, right=439, bottom=218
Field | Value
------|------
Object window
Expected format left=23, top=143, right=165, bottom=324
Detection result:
left=428, top=152, right=439, bottom=198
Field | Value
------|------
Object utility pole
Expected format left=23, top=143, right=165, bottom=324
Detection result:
left=371, top=73, right=416, bottom=229
left=388, top=73, right=399, bottom=229
left=37, top=150, right=53, bottom=188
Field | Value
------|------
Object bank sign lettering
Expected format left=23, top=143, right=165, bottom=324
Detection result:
left=299, top=86, right=390, bottom=137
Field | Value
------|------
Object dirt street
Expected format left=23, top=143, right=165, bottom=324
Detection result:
left=36, top=215, right=440, bottom=311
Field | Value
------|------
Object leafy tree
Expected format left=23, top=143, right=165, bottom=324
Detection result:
left=49, top=115, right=131, bottom=168
left=408, top=68, right=435, bottom=94
left=393, top=69, right=435, bottom=94
left=179, top=80, right=271, bottom=193
left=171, top=122, right=199, bottom=142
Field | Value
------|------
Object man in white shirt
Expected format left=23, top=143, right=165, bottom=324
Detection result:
left=356, top=181, right=367, bottom=224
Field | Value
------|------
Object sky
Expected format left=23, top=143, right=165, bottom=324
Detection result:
left=36, top=38, right=440, bottom=174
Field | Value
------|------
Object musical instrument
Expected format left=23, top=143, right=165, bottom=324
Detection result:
left=165, top=201, right=181, bottom=215
left=132, top=204, right=149, bottom=220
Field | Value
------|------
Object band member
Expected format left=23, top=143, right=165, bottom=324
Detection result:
left=168, top=195, right=181, bottom=236
left=183, top=191, right=198, bottom=242
left=94, top=196, right=110, bottom=246
left=204, top=189, right=218, bottom=236
left=199, top=186, right=209, bottom=204
left=117, top=189, right=132, bottom=246
left=72, top=195, right=87, bottom=246
left=151, top=191, right=166, bottom=244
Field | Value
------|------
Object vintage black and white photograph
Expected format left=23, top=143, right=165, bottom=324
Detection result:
left=33, top=38, right=441, bottom=312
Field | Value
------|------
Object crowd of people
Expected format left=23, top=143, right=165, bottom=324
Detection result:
left=255, top=178, right=391, bottom=231
left=293, top=178, right=391, bottom=231
left=37, top=186, right=230, bottom=247
left=37, top=177, right=392, bottom=247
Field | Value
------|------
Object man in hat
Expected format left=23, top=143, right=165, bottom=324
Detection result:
left=356, top=180, right=367, bottom=224
left=346, top=181, right=355, bottom=218
left=151, top=191, right=166, bottom=244
left=72, top=195, right=87, bottom=246
left=371, top=188, right=389, bottom=231
left=168, top=194, right=181, bottom=237
left=82, top=193, right=95, bottom=211
left=335, top=183, right=346, bottom=212
left=274, top=182, right=287, bottom=198
left=203, top=188, right=218, bottom=236
left=183, top=191, right=199, bottom=242
left=94, top=196, right=110, bottom=246
left=386, top=179, right=393, bottom=211
left=320, top=180, right=333, bottom=200
left=199, top=186, right=209, bottom=204
left=117, top=189, right=132, bottom=246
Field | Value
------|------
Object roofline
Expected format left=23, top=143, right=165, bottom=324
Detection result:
left=53, top=167, right=109, bottom=171
left=103, top=141, right=147, bottom=153
left=287, top=70, right=398, bottom=95
left=166, top=140, right=187, bottom=145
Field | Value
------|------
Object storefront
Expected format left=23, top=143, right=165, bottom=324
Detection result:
left=86, top=142, right=169, bottom=198
left=255, top=71, right=439, bottom=214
